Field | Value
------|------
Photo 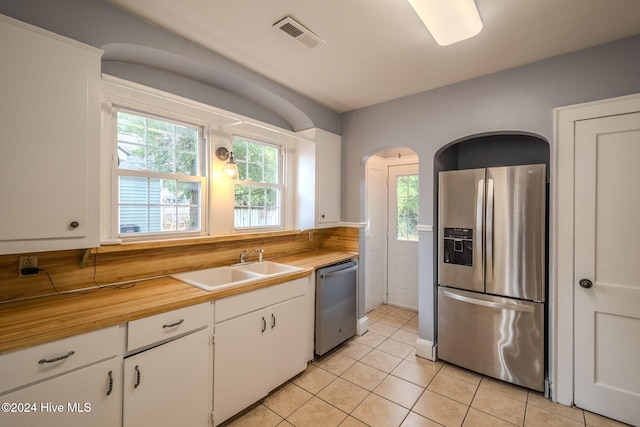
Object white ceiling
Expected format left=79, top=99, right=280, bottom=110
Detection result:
left=104, top=0, right=640, bottom=113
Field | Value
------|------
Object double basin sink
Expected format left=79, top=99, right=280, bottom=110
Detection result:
left=170, top=261, right=303, bottom=292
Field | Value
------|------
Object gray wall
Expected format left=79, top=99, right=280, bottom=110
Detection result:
left=0, top=0, right=340, bottom=133
left=341, top=35, right=640, bottom=342
left=4, top=0, right=640, bottom=344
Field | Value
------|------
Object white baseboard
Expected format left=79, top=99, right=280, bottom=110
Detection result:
left=356, top=316, right=368, bottom=336
left=415, top=338, right=436, bottom=361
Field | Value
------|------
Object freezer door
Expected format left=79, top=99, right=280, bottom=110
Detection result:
left=437, top=287, right=545, bottom=391
left=438, top=168, right=485, bottom=292
left=486, top=164, right=546, bottom=301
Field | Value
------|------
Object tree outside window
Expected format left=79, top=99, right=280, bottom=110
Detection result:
left=232, top=137, right=282, bottom=228
left=116, top=111, right=203, bottom=235
left=397, top=175, right=419, bottom=241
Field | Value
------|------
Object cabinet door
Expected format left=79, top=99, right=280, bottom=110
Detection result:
left=213, top=309, right=268, bottom=425
left=0, top=16, right=101, bottom=253
left=0, top=357, right=121, bottom=427
left=123, top=328, right=211, bottom=427
left=316, top=137, right=341, bottom=225
left=267, top=295, right=307, bottom=390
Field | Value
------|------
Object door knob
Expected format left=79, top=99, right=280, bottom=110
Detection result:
left=579, top=279, right=593, bottom=289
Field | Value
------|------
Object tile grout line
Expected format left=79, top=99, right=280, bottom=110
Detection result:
left=230, top=305, right=627, bottom=427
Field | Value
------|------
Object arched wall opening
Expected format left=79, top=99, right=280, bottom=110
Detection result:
left=430, top=131, right=550, bottom=363
left=362, top=147, right=420, bottom=316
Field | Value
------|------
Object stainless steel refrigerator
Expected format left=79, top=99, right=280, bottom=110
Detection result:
left=437, top=164, right=546, bottom=391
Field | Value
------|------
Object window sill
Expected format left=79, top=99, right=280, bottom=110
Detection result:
left=93, top=230, right=305, bottom=255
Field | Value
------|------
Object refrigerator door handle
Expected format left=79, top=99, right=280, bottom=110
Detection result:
left=485, top=178, right=494, bottom=284
left=441, top=289, right=535, bottom=313
left=474, top=179, right=484, bottom=284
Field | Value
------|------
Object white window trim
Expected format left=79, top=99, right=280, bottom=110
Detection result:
left=100, top=75, right=298, bottom=244
left=231, top=135, right=285, bottom=232
left=114, top=107, right=207, bottom=239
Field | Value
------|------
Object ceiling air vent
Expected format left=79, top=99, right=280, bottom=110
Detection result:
left=273, top=16, right=325, bottom=48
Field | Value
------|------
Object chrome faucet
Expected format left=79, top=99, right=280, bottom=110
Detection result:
left=239, top=248, right=263, bottom=263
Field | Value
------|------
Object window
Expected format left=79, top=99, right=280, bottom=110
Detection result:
left=396, top=174, right=419, bottom=241
left=232, top=137, right=282, bottom=229
left=116, top=110, right=205, bottom=236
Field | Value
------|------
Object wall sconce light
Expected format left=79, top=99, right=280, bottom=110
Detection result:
left=215, top=146, right=239, bottom=180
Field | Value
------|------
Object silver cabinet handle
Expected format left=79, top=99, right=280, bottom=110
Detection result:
left=38, top=350, right=75, bottom=364
left=163, top=319, right=184, bottom=328
left=442, top=290, right=534, bottom=312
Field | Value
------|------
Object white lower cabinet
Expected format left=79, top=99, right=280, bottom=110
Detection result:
left=1, top=283, right=310, bottom=427
left=0, top=326, right=122, bottom=427
left=0, top=357, right=122, bottom=427
left=123, top=304, right=212, bottom=427
left=213, top=279, right=308, bottom=425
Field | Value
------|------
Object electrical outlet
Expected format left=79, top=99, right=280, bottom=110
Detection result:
left=18, top=255, right=38, bottom=277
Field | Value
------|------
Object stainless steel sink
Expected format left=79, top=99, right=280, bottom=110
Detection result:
left=170, top=262, right=302, bottom=292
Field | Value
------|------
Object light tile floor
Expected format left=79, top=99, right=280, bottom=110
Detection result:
left=222, top=305, right=632, bottom=427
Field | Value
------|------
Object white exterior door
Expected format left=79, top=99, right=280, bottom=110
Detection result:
left=387, top=164, right=419, bottom=310
left=573, top=111, right=640, bottom=425
left=365, top=156, right=387, bottom=312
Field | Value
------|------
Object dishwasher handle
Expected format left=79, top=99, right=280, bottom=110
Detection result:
left=320, top=265, right=358, bottom=279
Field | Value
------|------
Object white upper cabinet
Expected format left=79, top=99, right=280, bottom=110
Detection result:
left=0, top=15, right=102, bottom=254
left=296, top=128, right=341, bottom=229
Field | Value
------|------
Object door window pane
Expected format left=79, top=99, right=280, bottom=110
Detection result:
left=397, top=175, right=419, bottom=241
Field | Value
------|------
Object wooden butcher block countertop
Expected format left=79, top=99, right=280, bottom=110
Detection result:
left=0, top=249, right=357, bottom=354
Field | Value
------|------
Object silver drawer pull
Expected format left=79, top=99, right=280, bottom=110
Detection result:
left=38, top=350, right=75, bottom=364
left=162, top=319, right=184, bottom=329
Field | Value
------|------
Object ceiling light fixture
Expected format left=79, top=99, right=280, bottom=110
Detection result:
left=215, top=146, right=239, bottom=180
left=408, top=0, right=483, bottom=46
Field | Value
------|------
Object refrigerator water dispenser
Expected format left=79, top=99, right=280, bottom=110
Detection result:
left=443, top=227, right=473, bottom=266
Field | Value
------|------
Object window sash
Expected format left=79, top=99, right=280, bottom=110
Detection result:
left=114, top=108, right=206, bottom=238
left=232, top=137, right=283, bottom=229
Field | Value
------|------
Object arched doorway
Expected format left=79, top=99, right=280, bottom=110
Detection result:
left=364, top=147, right=419, bottom=312
left=432, top=132, right=550, bottom=392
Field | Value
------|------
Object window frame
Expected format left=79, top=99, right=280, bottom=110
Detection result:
left=231, top=135, right=285, bottom=232
left=395, top=173, right=419, bottom=242
left=109, top=104, right=209, bottom=241
left=101, top=76, right=299, bottom=243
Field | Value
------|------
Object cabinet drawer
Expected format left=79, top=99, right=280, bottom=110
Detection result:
left=215, top=278, right=307, bottom=323
left=0, top=325, right=120, bottom=394
left=127, top=303, right=210, bottom=352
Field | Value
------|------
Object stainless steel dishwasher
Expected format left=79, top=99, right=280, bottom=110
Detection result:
left=315, top=260, right=358, bottom=356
